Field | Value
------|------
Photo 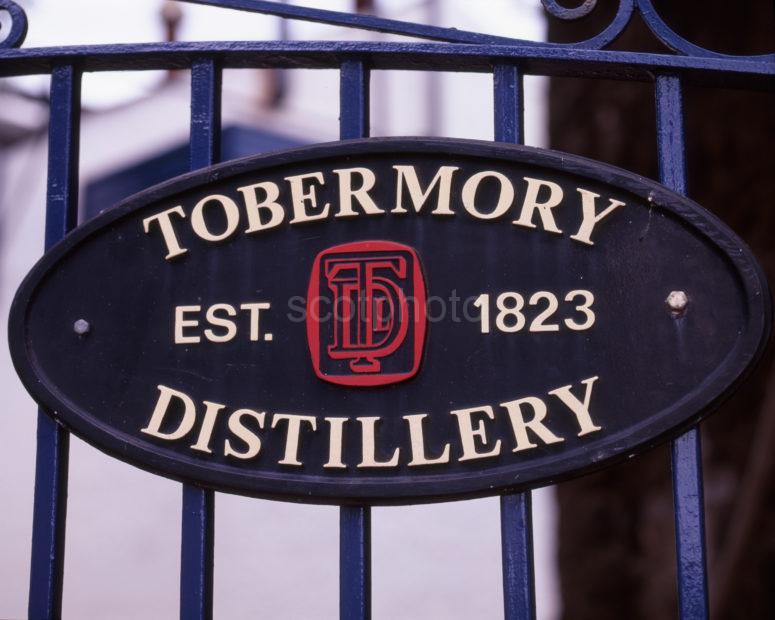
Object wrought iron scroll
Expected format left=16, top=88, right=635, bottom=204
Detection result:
left=0, top=0, right=27, bottom=49
left=541, top=0, right=635, bottom=50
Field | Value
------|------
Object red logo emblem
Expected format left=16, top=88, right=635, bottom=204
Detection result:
left=306, top=240, right=427, bottom=387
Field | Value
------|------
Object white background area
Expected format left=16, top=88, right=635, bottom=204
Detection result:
left=0, top=1, right=559, bottom=617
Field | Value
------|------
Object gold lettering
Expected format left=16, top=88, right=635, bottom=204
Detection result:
left=450, top=405, right=501, bottom=461
left=141, top=385, right=197, bottom=441
left=570, top=189, right=624, bottom=245
left=272, top=413, right=317, bottom=466
left=500, top=396, right=564, bottom=452
left=357, top=416, right=400, bottom=468
left=224, top=408, right=265, bottom=460
left=238, top=181, right=285, bottom=233
left=461, top=170, right=514, bottom=220
left=204, top=304, right=237, bottom=343
left=286, top=172, right=330, bottom=224
left=190, top=194, right=240, bottom=242
left=240, top=302, right=271, bottom=342
left=403, top=413, right=450, bottom=466
left=142, top=206, right=188, bottom=260
left=190, top=400, right=226, bottom=454
left=174, top=305, right=201, bottom=344
left=513, top=177, right=563, bottom=234
left=392, top=165, right=458, bottom=215
left=333, top=167, right=383, bottom=217
left=324, top=417, right=348, bottom=469
left=548, top=376, right=602, bottom=436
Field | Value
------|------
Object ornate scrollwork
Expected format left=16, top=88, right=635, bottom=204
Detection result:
left=635, top=0, right=771, bottom=59
left=0, top=0, right=27, bottom=49
left=540, top=0, right=773, bottom=60
left=540, top=0, right=635, bottom=51
left=16, top=0, right=758, bottom=62
left=541, top=0, right=598, bottom=21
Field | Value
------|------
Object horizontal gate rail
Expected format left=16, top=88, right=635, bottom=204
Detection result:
left=0, top=42, right=772, bottom=87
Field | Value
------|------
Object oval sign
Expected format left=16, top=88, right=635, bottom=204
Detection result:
left=9, top=138, right=771, bottom=504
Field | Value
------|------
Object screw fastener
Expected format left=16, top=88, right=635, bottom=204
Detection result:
left=666, top=291, right=689, bottom=314
left=73, top=319, right=90, bottom=335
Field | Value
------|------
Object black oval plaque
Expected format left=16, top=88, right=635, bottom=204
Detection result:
left=8, top=138, right=771, bottom=504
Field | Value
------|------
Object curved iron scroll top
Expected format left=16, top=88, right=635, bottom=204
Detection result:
left=541, top=0, right=598, bottom=21
left=0, top=0, right=27, bottom=49
left=177, top=0, right=773, bottom=61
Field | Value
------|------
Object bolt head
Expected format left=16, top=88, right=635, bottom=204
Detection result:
left=666, top=291, right=688, bottom=312
left=73, top=319, right=90, bottom=335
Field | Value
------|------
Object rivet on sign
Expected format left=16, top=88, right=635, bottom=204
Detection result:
left=73, top=319, right=91, bottom=335
left=666, top=291, right=688, bottom=315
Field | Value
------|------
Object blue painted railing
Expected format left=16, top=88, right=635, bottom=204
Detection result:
left=2, top=0, right=771, bottom=618
left=339, top=59, right=372, bottom=620
left=181, top=58, right=222, bottom=620
left=28, top=63, right=79, bottom=620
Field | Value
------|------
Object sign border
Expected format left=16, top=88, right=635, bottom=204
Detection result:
left=8, top=137, right=772, bottom=505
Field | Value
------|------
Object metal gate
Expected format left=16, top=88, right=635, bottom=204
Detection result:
left=1, top=0, right=772, bottom=618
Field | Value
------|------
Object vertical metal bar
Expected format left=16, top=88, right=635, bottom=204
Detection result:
left=494, top=64, right=523, bottom=145
left=181, top=487, right=214, bottom=620
left=340, top=60, right=370, bottom=141
left=500, top=493, right=536, bottom=620
left=493, top=63, right=537, bottom=620
left=180, top=58, right=221, bottom=620
left=339, top=59, right=371, bottom=620
left=190, top=59, right=222, bottom=170
left=671, top=430, right=709, bottom=619
left=656, top=76, right=688, bottom=195
left=340, top=503, right=372, bottom=620
left=656, top=74, right=709, bottom=620
left=28, top=64, right=81, bottom=620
